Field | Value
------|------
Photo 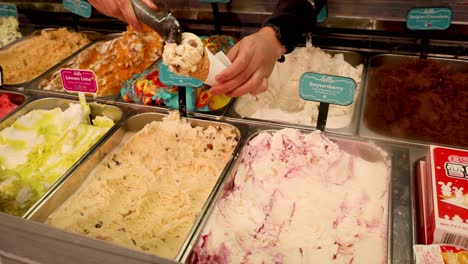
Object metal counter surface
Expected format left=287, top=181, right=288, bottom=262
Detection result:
left=0, top=212, right=177, bottom=264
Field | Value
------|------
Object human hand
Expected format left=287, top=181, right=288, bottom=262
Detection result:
left=88, top=0, right=157, bottom=31
left=210, top=27, right=286, bottom=97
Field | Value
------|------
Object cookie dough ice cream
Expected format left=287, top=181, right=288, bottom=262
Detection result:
left=163, top=32, right=209, bottom=81
left=47, top=113, right=239, bottom=259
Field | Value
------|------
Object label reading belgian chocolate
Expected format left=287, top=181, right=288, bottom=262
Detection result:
left=407, top=7, right=452, bottom=30
left=299, top=73, right=356, bottom=106
left=158, top=61, right=203, bottom=88
left=0, top=3, right=18, bottom=18
left=60, top=69, right=98, bottom=94
left=63, top=0, right=92, bottom=18
left=317, top=5, right=327, bottom=23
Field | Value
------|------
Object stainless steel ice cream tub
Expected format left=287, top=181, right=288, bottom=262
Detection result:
left=179, top=126, right=412, bottom=264
left=27, top=111, right=249, bottom=262
left=26, top=33, right=123, bottom=101
left=359, top=54, right=468, bottom=148
left=0, top=97, right=122, bottom=218
left=0, top=90, right=29, bottom=121
left=224, top=48, right=366, bottom=136
left=0, top=28, right=101, bottom=88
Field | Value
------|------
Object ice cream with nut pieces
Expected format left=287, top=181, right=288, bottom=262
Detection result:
left=162, top=32, right=210, bottom=81
left=46, top=112, right=239, bottom=259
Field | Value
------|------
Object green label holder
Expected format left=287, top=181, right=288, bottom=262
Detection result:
left=63, top=0, right=92, bottom=18
left=407, top=7, right=452, bottom=30
left=0, top=3, right=18, bottom=18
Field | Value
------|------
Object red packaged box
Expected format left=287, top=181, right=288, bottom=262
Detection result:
left=416, top=145, right=468, bottom=248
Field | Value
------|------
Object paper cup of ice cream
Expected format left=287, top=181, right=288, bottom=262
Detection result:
left=162, top=32, right=230, bottom=86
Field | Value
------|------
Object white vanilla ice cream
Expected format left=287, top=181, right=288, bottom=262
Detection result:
left=235, top=47, right=363, bottom=129
left=162, top=32, right=204, bottom=75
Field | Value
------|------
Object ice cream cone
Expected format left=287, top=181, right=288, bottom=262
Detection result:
left=189, top=49, right=210, bottom=81
left=163, top=33, right=230, bottom=86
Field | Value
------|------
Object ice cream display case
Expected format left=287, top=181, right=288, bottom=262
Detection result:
left=0, top=0, right=467, bottom=264
left=225, top=48, right=365, bottom=136
left=360, top=54, right=468, bottom=148
left=0, top=28, right=101, bottom=88
left=0, top=96, right=123, bottom=217
left=28, top=25, right=164, bottom=99
left=181, top=126, right=411, bottom=264
left=26, top=111, right=248, bottom=261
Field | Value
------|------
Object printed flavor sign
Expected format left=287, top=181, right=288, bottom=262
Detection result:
left=299, top=73, right=356, bottom=106
left=60, top=69, right=98, bottom=94
left=317, top=5, right=327, bottom=23
left=407, top=7, right=453, bottom=30
left=158, top=61, right=203, bottom=88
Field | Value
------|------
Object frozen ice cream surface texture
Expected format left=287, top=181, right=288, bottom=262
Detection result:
left=0, top=16, right=22, bottom=48
left=0, top=28, right=90, bottom=84
left=0, top=94, right=18, bottom=118
left=365, top=58, right=468, bottom=147
left=46, top=113, right=239, bottom=259
left=235, top=47, right=363, bottom=129
left=193, top=129, right=390, bottom=264
left=163, top=32, right=205, bottom=75
left=39, top=25, right=163, bottom=97
left=0, top=103, right=114, bottom=216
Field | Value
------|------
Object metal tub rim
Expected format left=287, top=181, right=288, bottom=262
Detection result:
left=0, top=28, right=101, bottom=88
left=180, top=127, right=396, bottom=263
left=224, top=47, right=367, bottom=137
left=26, top=110, right=249, bottom=263
left=0, top=96, right=124, bottom=218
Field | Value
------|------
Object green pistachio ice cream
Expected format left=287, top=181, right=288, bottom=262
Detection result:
left=0, top=103, right=114, bottom=216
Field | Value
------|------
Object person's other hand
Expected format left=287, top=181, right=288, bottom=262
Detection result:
left=88, top=0, right=157, bottom=31
left=210, top=27, right=286, bottom=97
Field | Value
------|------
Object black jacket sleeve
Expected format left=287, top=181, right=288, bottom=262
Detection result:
left=263, top=0, right=327, bottom=53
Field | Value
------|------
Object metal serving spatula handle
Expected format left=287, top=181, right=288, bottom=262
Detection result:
left=130, top=0, right=182, bottom=44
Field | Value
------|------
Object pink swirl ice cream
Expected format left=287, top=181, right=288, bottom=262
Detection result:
left=192, top=129, right=390, bottom=264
